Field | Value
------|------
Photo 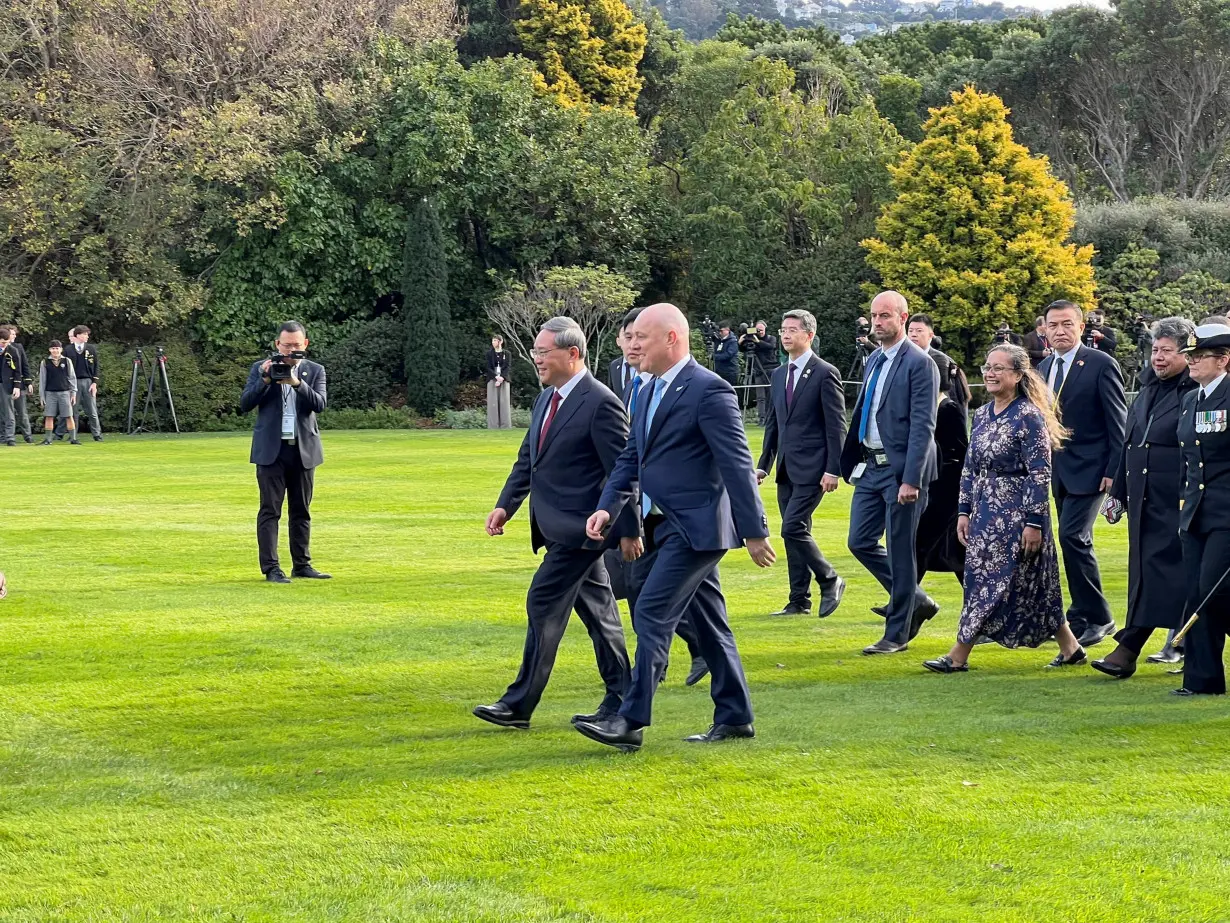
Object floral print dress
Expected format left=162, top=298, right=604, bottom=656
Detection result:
left=957, top=396, right=1063, bottom=647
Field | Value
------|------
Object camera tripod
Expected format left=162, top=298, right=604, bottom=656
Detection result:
left=847, top=340, right=874, bottom=381
left=126, top=347, right=180, bottom=434
left=740, top=347, right=770, bottom=415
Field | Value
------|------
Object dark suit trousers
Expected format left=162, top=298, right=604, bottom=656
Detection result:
left=847, top=463, right=928, bottom=645
left=256, top=440, right=315, bottom=574
left=778, top=478, right=838, bottom=608
left=500, top=544, right=630, bottom=717
left=626, top=516, right=703, bottom=659
left=619, top=523, right=752, bottom=729
left=1181, top=529, right=1230, bottom=695
left=1054, top=485, right=1113, bottom=633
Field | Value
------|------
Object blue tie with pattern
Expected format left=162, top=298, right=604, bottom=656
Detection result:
left=641, top=378, right=666, bottom=517
left=858, top=352, right=886, bottom=444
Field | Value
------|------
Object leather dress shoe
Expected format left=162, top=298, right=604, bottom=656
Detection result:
left=685, top=656, right=710, bottom=686
left=1147, top=647, right=1183, bottom=664
left=1076, top=622, right=1116, bottom=648
left=818, top=576, right=846, bottom=618
left=1169, top=688, right=1222, bottom=697
left=908, top=596, right=940, bottom=641
left=770, top=603, right=811, bottom=616
left=291, top=566, right=332, bottom=579
left=922, top=655, right=968, bottom=674
left=871, top=605, right=888, bottom=617
left=1091, top=645, right=1137, bottom=679
left=684, top=723, right=755, bottom=743
left=265, top=568, right=292, bottom=584
left=571, top=706, right=618, bottom=724
left=472, top=702, right=530, bottom=729
left=863, top=638, right=907, bottom=655
left=573, top=715, right=643, bottom=752
left=1046, top=646, right=1087, bottom=668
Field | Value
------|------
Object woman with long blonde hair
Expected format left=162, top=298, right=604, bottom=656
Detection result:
left=923, top=343, right=1083, bottom=673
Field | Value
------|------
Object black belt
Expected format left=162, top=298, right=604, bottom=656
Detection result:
left=975, top=468, right=1027, bottom=477
left=861, top=446, right=889, bottom=467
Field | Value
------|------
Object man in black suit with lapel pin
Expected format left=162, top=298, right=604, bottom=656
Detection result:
left=607, top=307, right=710, bottom=687
left=577, top=303, right=776, bottom=752
left=239, top=321, right=331, bottom=583
left=756, top=309, right=848, bottom=617
left=841, top=291, right=940, bottom=654
left=609, top=314, right=638, bottom=394
left=475, top=317, right=634, bottom=731
left=1037, top=300, right=1128, bottom=648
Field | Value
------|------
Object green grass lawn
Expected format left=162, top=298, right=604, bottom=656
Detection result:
left=1, top=430, right=1227, bottom=922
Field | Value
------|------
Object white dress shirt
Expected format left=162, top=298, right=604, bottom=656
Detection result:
left=865, top=336, right=907, bottom=450
left=1200, top=373, right=1227, bottom=401
left=1047, top=344, right=1081, bottom=393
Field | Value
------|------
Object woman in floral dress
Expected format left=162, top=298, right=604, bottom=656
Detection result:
left=923, top=343, right=1087, bottom=673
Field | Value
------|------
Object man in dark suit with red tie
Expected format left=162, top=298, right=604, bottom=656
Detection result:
left=756, top=309, right=848, bottom=617
left=475, top=317, right=634, bottom=731
left=577, top=303, right=776, bottom=752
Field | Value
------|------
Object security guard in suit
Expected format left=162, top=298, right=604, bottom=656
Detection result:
left=1175, top=324, right=1230, bottom=696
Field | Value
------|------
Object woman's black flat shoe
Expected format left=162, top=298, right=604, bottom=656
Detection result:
left=923, top=655, right=969, bottom=674
left=1091, top=658, right=1137, bottom=679
left=1046, top=647, right=1087, bottom=668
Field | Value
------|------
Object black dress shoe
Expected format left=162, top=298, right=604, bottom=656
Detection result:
left=472, top=702, right=530, bottom=729
left=1091, top=658, right=1137, bottom=679
left=1076, top=622, right=1115, bottom=648
left=573, top=715, right=642, bottom=752
left=68, top=438, right=81, bottom=445
left=23, top=435, right=32, bottom=444
left=863, top=638, right=907, bottom=655
left=571, top=706, right=618, bottom=724
left=265, top=569, right=292, bottom=584
left=908, top=596, right=940, bottom=641
left=93, top=434, right=103, bottom=442
left=818, top=576, right=846, bottom=618
left=684, top=723, right=755, bottom=743
left=1147, top=647, right=1183, bottom=664
left=871, top=605, right=888, bottom=617
left=685, top=656, right=709, bottom=686
left=1046, top=647, right=1087, bottom=668
left=923, top=655, right=968, bottom=674
left=291, top=566, right=332, bottom=579
left=770, top=603, right=811, bottom=616
left=1169, top=688, right=1223, bottom=697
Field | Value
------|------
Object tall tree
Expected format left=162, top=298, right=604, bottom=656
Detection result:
left=402, top=197, right=459, bottom=413
left=515, top=0, right=648, bottom=109
left=862, top=87, right=1095, bottom=364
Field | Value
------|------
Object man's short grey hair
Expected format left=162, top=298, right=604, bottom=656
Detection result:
left=541, top=316, right=588, bottom=358
left=1151, top=316, right=1195, bottom=346
left=782, top=309, right=816, bottom=335
left=1201, top=314, right=1230, bottom=327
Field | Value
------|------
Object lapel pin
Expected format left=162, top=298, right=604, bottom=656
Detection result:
left=1078, top=360, right=1085, bottom=366
left=675, top=386, right=683, bottom=391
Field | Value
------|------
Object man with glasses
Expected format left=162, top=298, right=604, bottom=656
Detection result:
left=475, top=317, right=634, bottom=732
left=1037, top=300, right=1128, bottom=648
left=756, top=310, right=848, bottom=618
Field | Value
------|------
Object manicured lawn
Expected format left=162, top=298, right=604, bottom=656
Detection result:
left=1, top=430, right=1226, bottom=921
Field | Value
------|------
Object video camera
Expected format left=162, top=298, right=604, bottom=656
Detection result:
left=738, top=322, right=760, bottom=351
left=699, top=316, right=720, bottom=345
left=855, top=316, right=871, bottom=343
left=268, top=350, right=307, bottom=382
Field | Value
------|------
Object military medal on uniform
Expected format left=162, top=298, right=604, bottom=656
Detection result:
left=1195, top=410, right=1228, bottom=433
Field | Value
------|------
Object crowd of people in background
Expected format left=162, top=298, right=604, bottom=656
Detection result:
left=0, top=324, right=103, bottom=446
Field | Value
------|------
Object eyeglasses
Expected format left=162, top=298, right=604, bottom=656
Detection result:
left=530, top=347, right=569, bottom=360
left=980, top=364, right=1018, bottom=374
left=778, top=327, right=807, bottom=335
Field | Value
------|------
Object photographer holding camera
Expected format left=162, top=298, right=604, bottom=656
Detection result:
left=741, top=320, right=780, bottom=423
left=240, top=321, right=330, bottom=584
left=1081, top=310, right=1118, bottom=354
left=992, top=322, right=1024, bottom=347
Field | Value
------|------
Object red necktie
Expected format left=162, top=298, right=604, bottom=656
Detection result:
left=786, top=364, right=797, bottom=409
left=538, top=390, right=562, bottom=452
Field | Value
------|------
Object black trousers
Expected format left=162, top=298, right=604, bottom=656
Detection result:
left=1054, top=485, right=1114, bottom=634
left=619, top=522, right=752, bottom=729
left=1181, top=529, right=1230, bottom=695
left=1114, top=625, right=1158, bottom=656
left=500, top=544, right=630, bottom=718
left=256, top=441, right=315, bottom=574
left=627, top=515, right=702, bottom=659
left=777, top=478, right=838, bottom=609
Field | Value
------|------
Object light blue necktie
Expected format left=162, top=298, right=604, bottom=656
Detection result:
left=858, top=352, right=886, bottom=444
left=640, top=377, right=666, bottom=517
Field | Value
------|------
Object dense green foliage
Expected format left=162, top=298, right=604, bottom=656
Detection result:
left=402, top=199, right=460, bottom=414
left=5, top=433, right=1230, bottom=920
left=7, top=0, right=1230, bottom=423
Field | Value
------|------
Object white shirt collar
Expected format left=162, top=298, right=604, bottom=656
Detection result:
left=1055, top=344, right=1080, bottom=367
left=636, top=370, right=652, bottom=385
left=880, top=335, right=907, bottom=361
left=554, top=368, right=588, bottom=402
left=657, top=354, right=692, bottom=387
left=1202, top=373, right=1227, bottom=399
left=788, top=352, right=811, bottom=374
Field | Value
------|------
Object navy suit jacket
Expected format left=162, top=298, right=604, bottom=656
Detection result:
left=497, top=372, right=637, bottom=553
left=598, top=358, right=769, bottom=551
left=240, top=359, right=327, bottom=468
left=1037, top=345, right=1127, bottom=495
left=840, top=339, right=939, bottom=488
left=757, top=354, right=847, bottom=484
